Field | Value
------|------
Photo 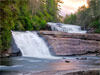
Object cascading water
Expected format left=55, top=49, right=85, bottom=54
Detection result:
left=47, top=22, right=87, bottom=33
left=12, top=31, right=57, bottom=59
left=12, top=23, right=86, bottom=59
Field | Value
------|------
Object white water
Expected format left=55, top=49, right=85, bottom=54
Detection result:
left=47, top=22, right=87, bottom=33
left=12, top=23, right=86, bottom=59
left=12, top=31, right=58, bottom=59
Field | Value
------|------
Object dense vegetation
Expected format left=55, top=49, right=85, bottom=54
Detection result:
left=0, top=0, right=62, bottom=51
left=0, top=0, right=99, bottom=52
left=64, top=0, right=100, bottom=33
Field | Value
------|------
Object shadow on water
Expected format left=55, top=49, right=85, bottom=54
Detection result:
left=0, top=58, right=13, bottom=66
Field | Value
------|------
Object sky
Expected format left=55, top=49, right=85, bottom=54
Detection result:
left=59, top=0, right=88, bottom=17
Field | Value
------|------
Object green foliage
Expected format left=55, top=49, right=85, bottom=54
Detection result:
left=90, top=19, right=100, bottom=33
left=64, top=14, right=77, bottom=24
left=0, top=36, right=2, bottom=51
left=0, top=0, right=61, bottom=51
left=40, top=19, right=47, bottom=29
left=64, top=0, right=100, bottom=33
left=90, top=20, right=100, bottom=28
left=94, top=29, right=100, bottom=33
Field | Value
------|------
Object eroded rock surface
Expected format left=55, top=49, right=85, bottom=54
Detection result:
left=39, top=31, right=100, bottom=56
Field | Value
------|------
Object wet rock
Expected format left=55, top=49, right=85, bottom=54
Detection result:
left=64, top=70, right=100, bottom=75
left=10, top=51, right=22, bottom=56
left=65, top=60, right=70, bottom=63
left=95, top=60, right=100, bottom=65
left=76, top=57, right=87, bottom=60
left=1, top=70, right=100, bottom=75
left=0, top=54, right=10, bottom=58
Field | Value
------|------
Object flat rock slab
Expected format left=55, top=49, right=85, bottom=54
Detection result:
left=28, top=70, right=100, bottom=75
left=39, top=31, right=100, bottom=41
left=39, top=31, right=100, bottom=56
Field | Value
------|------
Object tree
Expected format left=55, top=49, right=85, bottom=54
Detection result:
left=64, top=0, right=100, bottom=33
left=0, top=0, right=62, bottom=51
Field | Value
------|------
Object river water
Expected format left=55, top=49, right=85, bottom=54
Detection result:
left=1, top=27, right=100, bottom=75
left=47, top=22, right=87, bottom=33
left=0, top=56, right=100, bottom=74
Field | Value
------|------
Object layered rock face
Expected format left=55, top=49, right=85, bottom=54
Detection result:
left=39, top=31, right=100, bottom=56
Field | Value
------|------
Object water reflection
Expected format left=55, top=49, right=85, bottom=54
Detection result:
left=50, top=61, right=77, bottom=71
left=0, top=58, right=13, bottom=66
left=0, top=57, right=100, bottom=72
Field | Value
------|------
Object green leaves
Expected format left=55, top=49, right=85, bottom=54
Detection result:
left=64, top=0, right=100, bottom=33
left=0, top=0, right=61, bottom=51
left=64, top=14, right=77, bottom=24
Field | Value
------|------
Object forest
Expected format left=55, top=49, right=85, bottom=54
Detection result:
left=0, top=0, right=100, bottom=51
left=64, top=0, right=100, bottom=33
left=0, top=0, right=62, bottom=51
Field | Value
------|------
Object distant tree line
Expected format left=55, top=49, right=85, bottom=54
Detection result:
left=64, top=0, right=100, bottom=33
left=0, top=0, right=62, bottom=51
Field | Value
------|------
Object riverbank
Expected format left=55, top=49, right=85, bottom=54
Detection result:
left=1, top=69, right=100, bottom=75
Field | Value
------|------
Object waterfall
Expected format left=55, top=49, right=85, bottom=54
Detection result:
left=47, top=22, right=87, bottom=33
left=12, top=31, right=57, bottom=59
